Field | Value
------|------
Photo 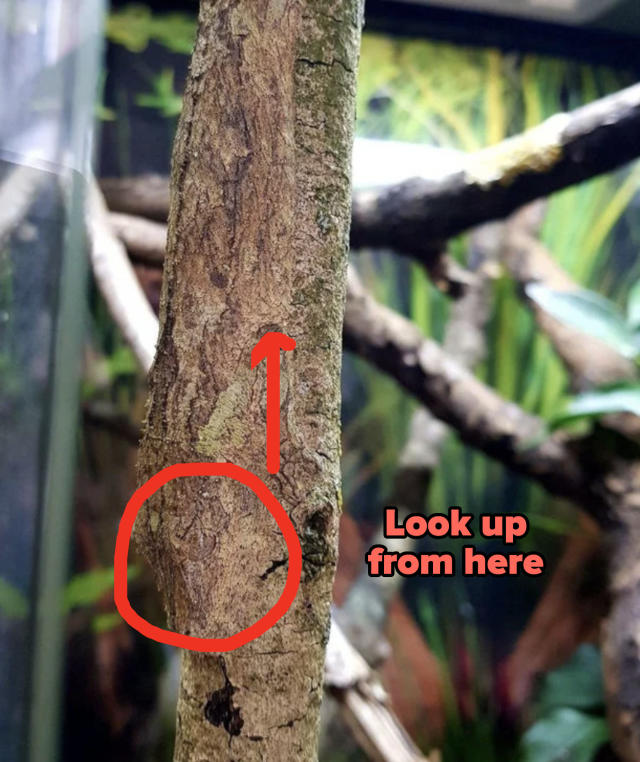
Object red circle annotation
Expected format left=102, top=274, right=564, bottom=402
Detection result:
left=113, top=462, right=302, bottom=652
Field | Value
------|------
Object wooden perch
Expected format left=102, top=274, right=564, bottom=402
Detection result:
left=351, top=83, right=640, bottom=255
left=87, top=181, right=158, bottom=373
left=343, top=268, right=601, bottom=518
left=102, top=83, right=640, bottom=261
left=100, top=174, right=170, bottom=221
left=108, top=213, right=167, bottom=266
left=325, top=621, right=435, bottom=762
left=503, top=204, right=640, bottom=442
left=337, top=224, right=496, bottom=661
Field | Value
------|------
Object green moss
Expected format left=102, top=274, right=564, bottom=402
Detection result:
left=465, top=113, right=569, bottom=188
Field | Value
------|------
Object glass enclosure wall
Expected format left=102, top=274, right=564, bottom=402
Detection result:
left=0, top=2, right=103, bottom=761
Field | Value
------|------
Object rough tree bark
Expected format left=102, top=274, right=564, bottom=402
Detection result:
left=134, top=3, right=362, bottom=761
left=92, top=186, right=433, bottom=762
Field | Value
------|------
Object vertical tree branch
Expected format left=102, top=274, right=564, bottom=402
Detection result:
left=134, top=3, right=363, bottom=761
left=92, top=198, right=434, bottom=762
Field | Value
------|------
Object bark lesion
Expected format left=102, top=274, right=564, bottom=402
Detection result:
left=203, top=657, right=244, bottom=740
left=301, top=509, right=336, bottom=582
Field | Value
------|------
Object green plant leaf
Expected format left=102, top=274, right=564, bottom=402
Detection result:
left=537, top=645, right=604, bottom=715
left=106, top=345, right=138, bottom=378
left=151, top=13, right=196, bottom=54
left=136, top=69, right=183, bottom=118
left=0, top=577, right=28, bottom=619
left=106, top=6, right=196, bottom=55
left=92, top=612, right=123, bottom=634
left=63, top=566, right=138, bottom=612
left=627, top=278, right=640, bottom=329
left=96, top=104, right=116, bottom=122
left=549, top=385, right=640, bottom=430
left=521, top=708, right=608, bottom=762
left=106, top=5, right=153, bottom=53
left=525, top=283, right=639, bottom=358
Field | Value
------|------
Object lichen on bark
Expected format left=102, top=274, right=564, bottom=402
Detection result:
left=134, top=1, right=362, bottom=760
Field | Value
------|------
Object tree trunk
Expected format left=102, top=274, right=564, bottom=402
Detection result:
left=134, top=2, right=362, bottom=760
left=602, top=464, right=640, bottom=762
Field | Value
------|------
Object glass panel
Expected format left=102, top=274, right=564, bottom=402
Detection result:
left=0, top=1, right=103, bottom=760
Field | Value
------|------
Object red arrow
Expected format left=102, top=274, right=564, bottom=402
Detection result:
left=251, top=331, right=296, bottom=474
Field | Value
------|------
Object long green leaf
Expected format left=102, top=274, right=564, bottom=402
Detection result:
left=526, top=283, right=639, bottom=358
left=63, top=566, right=138, bottom=612
left=550, top=385, right=640, bottom=429
left=0, top=577, right=28, bottom=619
left=521, top=708, right=608, bottom=762
left=627, top=278, right=640, bottom=329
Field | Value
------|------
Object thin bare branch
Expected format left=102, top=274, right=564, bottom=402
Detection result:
left=502, top=205, right=640, bottom=441
left=87, top=180, right=159, bottom=373
left=108, top=212, right=167, bottom=266
left=100, top=174, right=169, bottom=221
left=325, top=622, right=436, bottom=762
left=343, top=268, right=602, bottom=519
left=504, top=206, right=636, bottom=389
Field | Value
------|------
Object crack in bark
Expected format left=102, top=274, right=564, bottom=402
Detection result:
left=296, top=56, right=354, bottom=74
left=259, top=557, right=288, bottom=580
left=273, top=714, right=306, bottom=730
